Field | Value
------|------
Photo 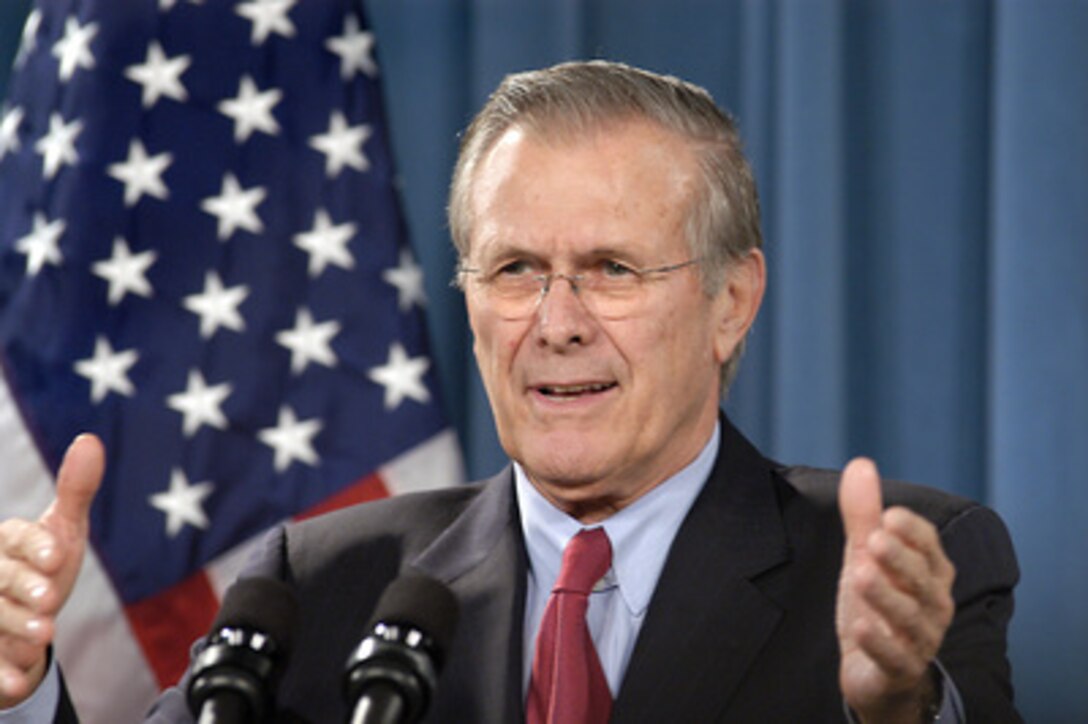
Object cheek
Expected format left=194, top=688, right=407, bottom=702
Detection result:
left=651, top=302, right=695, bottom=350
left=653, top=303, right=719, bottom=375
left=472, top=314, right=526, bottom=383
left=503, top=334, right=521, bottom=361
left=609, top=314, right=678, bottom=382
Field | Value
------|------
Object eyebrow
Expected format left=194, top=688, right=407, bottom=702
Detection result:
left=474, top=242, right=643, bottom=265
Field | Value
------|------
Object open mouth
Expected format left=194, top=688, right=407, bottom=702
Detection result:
left=536, top=382, right=618, bottom=398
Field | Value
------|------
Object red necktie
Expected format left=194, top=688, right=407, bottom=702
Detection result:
left=527, top=527, right=613, bottom=724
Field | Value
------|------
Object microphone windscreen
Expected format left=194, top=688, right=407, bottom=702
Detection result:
left=213, top=577, right=300, bottom=654
left=368, top=574, right=460, bottom=655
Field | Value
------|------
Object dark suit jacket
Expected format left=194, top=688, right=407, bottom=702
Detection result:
left=125, top=418, right=1018, bottom=722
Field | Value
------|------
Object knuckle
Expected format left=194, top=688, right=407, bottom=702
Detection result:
left=0, top=599, right=52, bottom=648
left=0, top=562, right=54, bottom=613
left=0, top=636, right=42, bottom=671
left=900, top=596, right=921, bottom=622
left=0, top=521, right=54, bottom=567
left=938, top=593, right=955, bottom=624
left=854, top=562, right=880, bottom=596
left=0, top=520, right=26, bottom=553
left=942, top=558, right=957, bottom=584
left=0, top=560, right=12, bottom=593
left=0, top=597, right=30, bottom=640
left=869, top=530, right=894, bottom=560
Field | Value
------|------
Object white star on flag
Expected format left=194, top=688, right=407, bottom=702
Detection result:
left=367, top=342, right=431, bottom=410
left=34, top=112, right=83, bottom=180
left=124, top=41, right=191, bottom=108
left=166, top=369, right=232, bottom=437
left=217, top=75, right=282, bottom=143
left=325, top=14, right=377, bottom=79
left=14, top=9, right=41, bottom=68
left=148, top=468, right=214, bottom=538
left=309, top=111, right=371, bottom=177
left=159, top=0, right=205, bottom=10
left=293, top=208, right=356, bottom=277
left=258, top=405, right=323, bottom=472
left=200, top=172, right=267, bottom=240
left=183, top=271, right=249, bottom=338
left=235, top=0, right=298, bottom=45
left=382, top=248, right=427, bottom=311
left=0, top=106, right=24, bottom=161
left=107, top=139, right=173, bottom=207
left=52, top=16, right=98, bottom=82
left=15, top=212, right=65, bottom=277
left=275, top=307, right=341, bottom=374
left=91, top=237, right=157, bottom=306
left=73, top=335, right=139, bottom=403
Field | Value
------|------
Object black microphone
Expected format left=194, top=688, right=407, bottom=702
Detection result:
left=344, top=574, right=460, bottom=724
left=187, top=577, right=300, bottom=723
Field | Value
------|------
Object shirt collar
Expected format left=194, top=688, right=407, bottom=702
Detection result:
left=515, top=422, right=720, bottom=616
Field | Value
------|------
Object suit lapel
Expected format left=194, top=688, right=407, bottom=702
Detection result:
left=611, top=419, right=792, bottom=722
left=401, top=420, right=795, bottom=723
left=412, top=468, right=527, bottom=724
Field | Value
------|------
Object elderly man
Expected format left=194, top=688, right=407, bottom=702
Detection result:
left=0, top=61, right=1019, bottom=722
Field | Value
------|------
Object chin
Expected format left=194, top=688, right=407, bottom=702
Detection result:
left=518, top=438, right=616, bottom=486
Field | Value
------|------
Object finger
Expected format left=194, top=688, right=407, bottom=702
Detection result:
left=0, top=558, right=54, bottom=614
left=0, top=666, right=33, bottom=703
left=840, top=457, right=884, bottom=549
left=0, top=651, right=48, bottom=703
left=854, top=559, right=946, bottom=658
left=0, top=520, right=59, bottom=575
left=0, top=597, right=52, bottom=649
left=869, top=528, right=934, bottom=598
left=40, top=434, right=105, bottom=541
left=848, top=614, right=930, bottom=684
left=870, top=528, right=956, bottom=635
left=0, top=631, right=48, bottom=670
left=883, top=507, right=956, bottom=583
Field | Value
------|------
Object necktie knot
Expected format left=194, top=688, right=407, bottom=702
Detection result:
left=555, top=527, right=612, bottom=595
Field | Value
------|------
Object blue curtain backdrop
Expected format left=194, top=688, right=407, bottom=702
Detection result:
left=2, top=0, right=1085, bottom=719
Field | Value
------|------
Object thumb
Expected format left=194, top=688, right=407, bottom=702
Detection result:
left=839, top=457, right=883, bottom=549
left=41, top=434, right=105, bottom=538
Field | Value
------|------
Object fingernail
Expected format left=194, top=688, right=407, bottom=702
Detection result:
left=34, top=545, right=54, bottom=566
left=24, top=618, right=44, bottom=637
left=27, top=582, right=48, bottom=601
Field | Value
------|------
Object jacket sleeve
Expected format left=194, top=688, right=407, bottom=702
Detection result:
left=936, top=504, right=1022, bottom=722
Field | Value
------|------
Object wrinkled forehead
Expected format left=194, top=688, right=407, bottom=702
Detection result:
left=465, top=119, right=700, bottom=250
left=465, top=119, right=701, bottom=259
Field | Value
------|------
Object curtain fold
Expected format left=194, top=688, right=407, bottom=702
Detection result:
left=989, top=1, right=1088, bottom=715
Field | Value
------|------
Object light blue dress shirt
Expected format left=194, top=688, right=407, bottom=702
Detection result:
left=516, top=423, right=719, bottom=695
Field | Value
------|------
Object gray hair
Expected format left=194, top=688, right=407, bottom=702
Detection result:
left=448, top=60, right=763, bottom=394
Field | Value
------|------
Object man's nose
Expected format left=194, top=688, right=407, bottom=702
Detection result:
left=540, top=273, right=582, bottom=300
left=535, top=274, right=595, bottom=346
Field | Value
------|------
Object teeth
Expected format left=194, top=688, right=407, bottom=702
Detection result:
left=541, top=383, right=613, bottom=395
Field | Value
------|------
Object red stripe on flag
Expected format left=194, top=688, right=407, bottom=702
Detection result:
left=124, top=570, right=219, bottom=688
left=296, top=472, right=390, bottom=521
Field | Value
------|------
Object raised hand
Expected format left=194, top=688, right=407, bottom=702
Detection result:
left=0, top=435, right=104, bottom=708
left=836, top=458, right=956, bottom=723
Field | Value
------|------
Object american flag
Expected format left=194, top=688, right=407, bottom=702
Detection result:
left=0, top=1, right=462, bottom=720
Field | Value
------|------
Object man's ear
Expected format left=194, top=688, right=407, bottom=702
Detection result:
left=712, top=248, right=766, bottom=364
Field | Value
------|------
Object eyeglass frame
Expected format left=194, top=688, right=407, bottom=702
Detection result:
left=453, top=256, right=703, bottom=318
